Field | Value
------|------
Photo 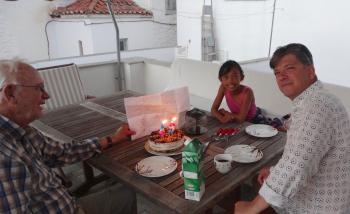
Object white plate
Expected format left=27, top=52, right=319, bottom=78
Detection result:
left=224, top=145, right=263, bottom=163
left=245, top=124, right=278, bottom=138
left=135, top=156, right=177, bottom=177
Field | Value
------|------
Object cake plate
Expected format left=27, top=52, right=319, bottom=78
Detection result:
left=144, top=141, right=184, bottom=156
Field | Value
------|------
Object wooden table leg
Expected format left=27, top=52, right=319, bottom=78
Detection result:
left=72, top=162, right=109, bottom=197
left=83, top=161, right=94, bottom=182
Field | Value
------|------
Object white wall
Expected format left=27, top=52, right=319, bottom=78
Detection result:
left=78, top=62, right=118, bottom=97
left=271, top=0, right=350, bottom=88
left=31, top=49, right=174, bottom=98
left=0, top=1, right=53, bottom=61
left=124, top=60, right=172, bottom=94
left=151, top=0, right=177, bottom=23
left=0, top=0, right=176, bottom=62
left=177, top=0, right=350, bottom=88
left=90, top=18, right=176, bottom=52
left=47, top=20, right=94, bottom=58
left=46, top=15, right=176, bottom=59
left=177, top=0, right=273, bottom=61
left=133, top=0, right=151, bottom=10
left=0, top=2, right=18, bottom=59
left=177, top=0, right=203, bottom=60
left=214, top=1, right=273, bottom=60
left=79, top=58, right=172, bottom=97
left=31, top=46, right=175, bottom=68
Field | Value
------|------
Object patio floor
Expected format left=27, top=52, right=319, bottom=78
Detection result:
left=64, top=163, right=229, bottom=213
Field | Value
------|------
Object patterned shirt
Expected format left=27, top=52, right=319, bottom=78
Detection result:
left=259, top=81, right=350, bottom=213
left=0, top=115, right=101, bottom=213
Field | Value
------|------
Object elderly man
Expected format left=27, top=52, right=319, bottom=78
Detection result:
left=0, top=59, right=136, bottom=213
left=235, top=43, right=350, bottom=213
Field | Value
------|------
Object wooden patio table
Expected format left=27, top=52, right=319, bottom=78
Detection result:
left=32, top=90, right=286, bottom=213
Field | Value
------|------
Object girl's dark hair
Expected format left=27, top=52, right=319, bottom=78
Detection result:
left=270, top=43, right=313, bottom=69
left=218, top=60, right=244, bottom=80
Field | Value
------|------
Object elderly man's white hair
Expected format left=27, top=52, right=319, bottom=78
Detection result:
left=0, top=59, right=27, bottom=89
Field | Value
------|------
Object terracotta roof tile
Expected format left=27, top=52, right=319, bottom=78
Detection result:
left=51, top=0, right=152, bottom=17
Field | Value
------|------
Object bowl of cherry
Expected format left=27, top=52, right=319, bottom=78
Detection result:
left=213, top=128, right=240, bottom=141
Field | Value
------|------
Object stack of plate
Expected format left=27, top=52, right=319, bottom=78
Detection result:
left=225, top=145, right=263, bottom=163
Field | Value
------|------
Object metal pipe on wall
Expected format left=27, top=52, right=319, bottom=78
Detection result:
left=105, top=0, right=123, bottom=91
left=268, top=0, right=277, bottom=57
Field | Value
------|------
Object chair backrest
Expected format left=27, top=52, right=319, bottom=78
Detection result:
left=37, top=63, right=86, bottom=111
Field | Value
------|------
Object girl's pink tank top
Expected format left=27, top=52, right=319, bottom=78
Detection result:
left=225, top=86, right=256, bottom=121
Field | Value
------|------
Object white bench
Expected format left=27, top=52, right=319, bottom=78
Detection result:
left=166, top=58, right=350, bottom=117
left=123, top=58, right=350, bottom=116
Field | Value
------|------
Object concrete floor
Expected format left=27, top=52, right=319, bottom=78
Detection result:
left=63, top=163, right=235, bottom=214
left=137, top=193, right=226, bottom=214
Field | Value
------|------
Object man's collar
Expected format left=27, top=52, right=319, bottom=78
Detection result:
left=292, top=80, right=323, bottom=108
left=0, top=114, right=26, bottom=139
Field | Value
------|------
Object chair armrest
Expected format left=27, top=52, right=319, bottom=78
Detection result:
left=85, top=95, right=96, bottom=99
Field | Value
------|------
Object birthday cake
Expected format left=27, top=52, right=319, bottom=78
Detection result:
left=148, top=128, right=185, bottom=152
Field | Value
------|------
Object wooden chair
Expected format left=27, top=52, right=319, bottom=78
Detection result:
left=37, top=63, right=87, bottom=111
left=36, top=64, right=108, bottom=195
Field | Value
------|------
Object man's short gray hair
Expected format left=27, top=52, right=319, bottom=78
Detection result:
left=0, top=59, right=24, bottom=89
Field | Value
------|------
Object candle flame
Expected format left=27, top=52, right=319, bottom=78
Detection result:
left=162, top=119, right=168, bottom=124
left=171, top=117, right=177, bottom=122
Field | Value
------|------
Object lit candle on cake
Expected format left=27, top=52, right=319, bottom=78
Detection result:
left=160, top=119, right=168, bottom=130
left=169, top=117, right=177, bottom=135
left=171, top=117, right=177, bottom=128
left=159, top=119, right=167, bottom=137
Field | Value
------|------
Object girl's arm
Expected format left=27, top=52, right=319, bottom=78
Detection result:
left=211, top=84, right=231, bottom=123
left=231, top=87, right=254, bottom=123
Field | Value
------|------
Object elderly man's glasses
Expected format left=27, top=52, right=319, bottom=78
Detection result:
left=13, top=84, right=46, bottom=93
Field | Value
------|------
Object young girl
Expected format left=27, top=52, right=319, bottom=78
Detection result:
left=211, top=60, right=257, bottom=124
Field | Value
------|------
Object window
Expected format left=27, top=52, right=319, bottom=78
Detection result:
left=119, top=38, right=128, bottom=51
left=165, top=0, right=176, bottom=14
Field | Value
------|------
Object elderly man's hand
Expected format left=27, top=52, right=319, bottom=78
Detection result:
left=114, top=124, right=135, bottom=142
left=234, top=201, right=256, bottom=214
left=100, top=124, right=135, bottom=150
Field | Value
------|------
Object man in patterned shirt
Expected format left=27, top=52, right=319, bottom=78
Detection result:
left=234, top=43, right=350, bottom=213
left=0, top=59, right=137, bottom=213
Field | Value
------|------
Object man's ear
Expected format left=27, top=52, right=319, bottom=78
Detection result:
left=2, top=85, right=16, bottom=102
left=307, top=64, right=316, bottom=80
